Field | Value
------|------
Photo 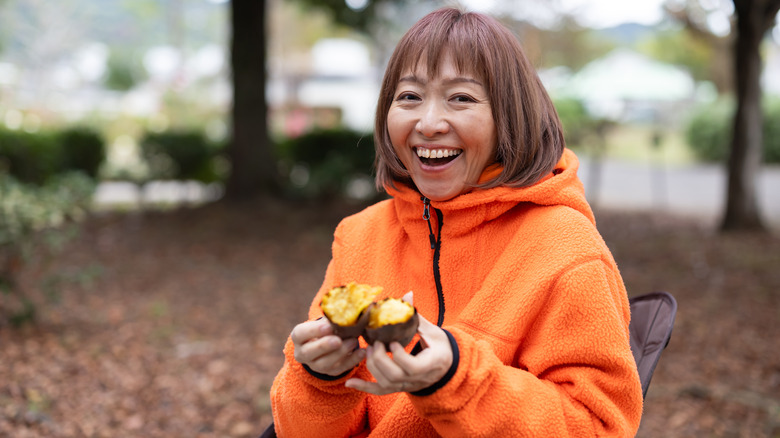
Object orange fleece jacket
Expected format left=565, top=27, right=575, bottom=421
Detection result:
left=270, top=149, right=643, bottom=437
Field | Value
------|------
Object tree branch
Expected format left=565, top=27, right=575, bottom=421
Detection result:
left=663, top=2, right=731, bottom=45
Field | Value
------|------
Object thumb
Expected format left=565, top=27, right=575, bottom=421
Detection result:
left=415, top=311, right=437, bottom=335
left=402, top=291, right=414, bottom=305
left=414, top=311, right=441, bottom=347
left=413, top=312, right=450, bottom=355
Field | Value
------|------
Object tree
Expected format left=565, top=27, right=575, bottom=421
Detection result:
left=664, top=1, right=734, bottom=94
left=505, top=16, right=616, bottom=72
left=225, top=0, right=415, bottom=200
left=225, top=0, right=278, bottom=200
left=722, top=0, right=780, bottom=231
left=666, top=0, right=780, bottom=232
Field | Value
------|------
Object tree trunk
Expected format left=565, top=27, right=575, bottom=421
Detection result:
left=225, top=0, right=278, bottom=200
left=721, top=0, right=775, bottom=231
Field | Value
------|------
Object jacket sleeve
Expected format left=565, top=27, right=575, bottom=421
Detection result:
left=269, top=258, right=371, bottom=438
left=408, top=258, right=643, bottom=437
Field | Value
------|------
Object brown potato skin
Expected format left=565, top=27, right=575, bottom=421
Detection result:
left=324, top=303, right=373, bottom=339
left=364, top=311, right=419, bottom=348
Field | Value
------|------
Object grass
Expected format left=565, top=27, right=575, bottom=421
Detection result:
left=573, top=123, right=698, bottom=166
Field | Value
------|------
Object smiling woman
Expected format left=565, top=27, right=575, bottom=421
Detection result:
left=268, top=7, right=643, bottom=437
left=374, top=9, right=564, bottom=195
left=385, top=54, right=498, bottom=201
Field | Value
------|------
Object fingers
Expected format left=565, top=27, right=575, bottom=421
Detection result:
left=346, top=343, right=415, bottom=395
left=309, top=338, right=366, bottom=375
left=291, top=318, right=366, bottom=376
left=359, top=315, right=452, bottom=395
left=289, top=293, right=455, bottom=391
left=344, top=377, right=408, bottom=396
left=297, top=335, right=366, bottom=376
left=414, top=311, right=439, bottom=339
left=290, top=318, right=332, bottom=345
left=365, top=343, right=408, bottom=387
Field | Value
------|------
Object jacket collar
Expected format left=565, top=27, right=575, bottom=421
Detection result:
left=385, top=149, right=594, bottom=238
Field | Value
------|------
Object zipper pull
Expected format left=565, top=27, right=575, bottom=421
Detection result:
left=422, top=197, right=436, bottom=250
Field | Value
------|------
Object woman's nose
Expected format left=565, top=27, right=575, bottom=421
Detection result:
left=415, top=101, right=449, bottom=137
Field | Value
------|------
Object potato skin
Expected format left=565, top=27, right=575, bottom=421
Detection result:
left=364, top=311, right=419, bottom=347
left=324, top=303, right=373, bottom=339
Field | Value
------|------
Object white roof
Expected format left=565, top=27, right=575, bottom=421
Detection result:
left=561, top=48, right=696, bottom=102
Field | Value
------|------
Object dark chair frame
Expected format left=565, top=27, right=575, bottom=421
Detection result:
left=628, top=291, right=677, bottom=399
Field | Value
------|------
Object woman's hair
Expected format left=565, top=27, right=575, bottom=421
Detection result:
left=374, top=7, right=565, bottom=191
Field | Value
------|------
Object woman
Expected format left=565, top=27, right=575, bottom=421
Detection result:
left=270, top=8, right=643, bottom=437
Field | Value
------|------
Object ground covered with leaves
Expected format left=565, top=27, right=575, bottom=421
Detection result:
left=1, top=197, right=779, bottom=437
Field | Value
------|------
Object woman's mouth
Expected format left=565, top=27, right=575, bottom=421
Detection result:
left=415, top=147, right=462, bottom=166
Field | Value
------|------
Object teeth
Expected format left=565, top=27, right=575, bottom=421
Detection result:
left=416, top=148, right=462, bottom=159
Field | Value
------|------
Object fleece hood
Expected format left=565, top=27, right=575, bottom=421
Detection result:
left=385, top=148, right=595, bottom=236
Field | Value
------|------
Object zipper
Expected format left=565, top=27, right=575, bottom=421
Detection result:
left=422, top=197, right=445, bottom=327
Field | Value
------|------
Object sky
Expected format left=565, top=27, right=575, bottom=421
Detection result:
left=556, top=0, right=667, bottom=28
left=463, top=0, right=667, bottom=28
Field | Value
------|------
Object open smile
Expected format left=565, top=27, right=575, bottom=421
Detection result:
left=414, top=146, right=462, bottom=166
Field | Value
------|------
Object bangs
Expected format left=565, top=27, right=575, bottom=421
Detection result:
left=392, top=13, right=489, bottom=86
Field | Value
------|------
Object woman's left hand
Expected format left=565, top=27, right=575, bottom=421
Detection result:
left=344, top=292, right=453, bottom=395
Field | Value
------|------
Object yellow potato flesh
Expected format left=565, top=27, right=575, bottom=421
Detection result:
left=368, top=298, right=414, bottom=329
left=321, top=282, right=381, bottom=326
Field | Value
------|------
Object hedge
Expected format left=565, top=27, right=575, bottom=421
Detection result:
left=139, top=130, right=227, bottom=183
left=0, top=127, right=106, bottom=185
left=275, top=128, right=376, bottom=199
left=685, top=97, right=780, bottom=163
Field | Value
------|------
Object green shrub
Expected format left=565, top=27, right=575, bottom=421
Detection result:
left=554, top=98, right=596, bottom=147
left=1, top=171, right=96, bottom=325
left=0, top=171, right=95, bottom=246
left=0, top=129, right=62, bottom=185
left=58, top=127, right=106, bottom=178
left=139, top=130, right=226, bottom=183
left=764, top=98, right=780, bottom=163
left=0, top=127, right=106, bottom=184
left=685, top=97, right=780, bottom=164
left=276, top=129, right=375, bottom=199
left=685, top=98, right=733, bottom=162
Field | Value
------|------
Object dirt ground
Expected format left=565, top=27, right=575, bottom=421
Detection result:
left=1, top=196, right=779, bottom=437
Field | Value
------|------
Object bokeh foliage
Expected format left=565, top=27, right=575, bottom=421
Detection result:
left=685, top=96, right=780, bottom=163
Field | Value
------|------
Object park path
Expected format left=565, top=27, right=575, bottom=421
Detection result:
left=93, top=158, right=780, bottom=229
left=577, top=156, right=780, bottom=229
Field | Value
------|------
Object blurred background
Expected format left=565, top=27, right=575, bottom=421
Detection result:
left=0, top=0, right=779, bottom=437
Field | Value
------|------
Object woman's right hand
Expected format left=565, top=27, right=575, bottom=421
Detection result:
left=291, top=317, right=366, bottom=377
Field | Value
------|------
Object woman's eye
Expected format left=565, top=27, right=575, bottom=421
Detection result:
left=396, top=93, right=419, bottom=101
left=452, top=94, right=475, bottom=103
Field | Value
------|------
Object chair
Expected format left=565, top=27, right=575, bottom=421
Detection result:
left=628, top=291, right=677, bottom=399
left=259, top=421, right=277, bottom=438
left=259, top=291, right=677, bottom=436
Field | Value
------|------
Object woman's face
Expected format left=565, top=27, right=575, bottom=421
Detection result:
left=387, top=54, right=497, bottom=202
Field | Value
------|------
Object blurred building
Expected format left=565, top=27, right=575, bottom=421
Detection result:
left=764, top=43, right=780, bottom=97
left=268, top=38, right=379, bottom=136
left=545, top=48, right=699, bottom=125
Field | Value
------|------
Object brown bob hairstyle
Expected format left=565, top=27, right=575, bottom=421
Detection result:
left=374, top=8, right=565, bottom=192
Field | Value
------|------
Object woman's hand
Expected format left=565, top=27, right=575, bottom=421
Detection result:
left=291, top=317, right=366, bottom=377
left=344, top=292, right=453, bottom=395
